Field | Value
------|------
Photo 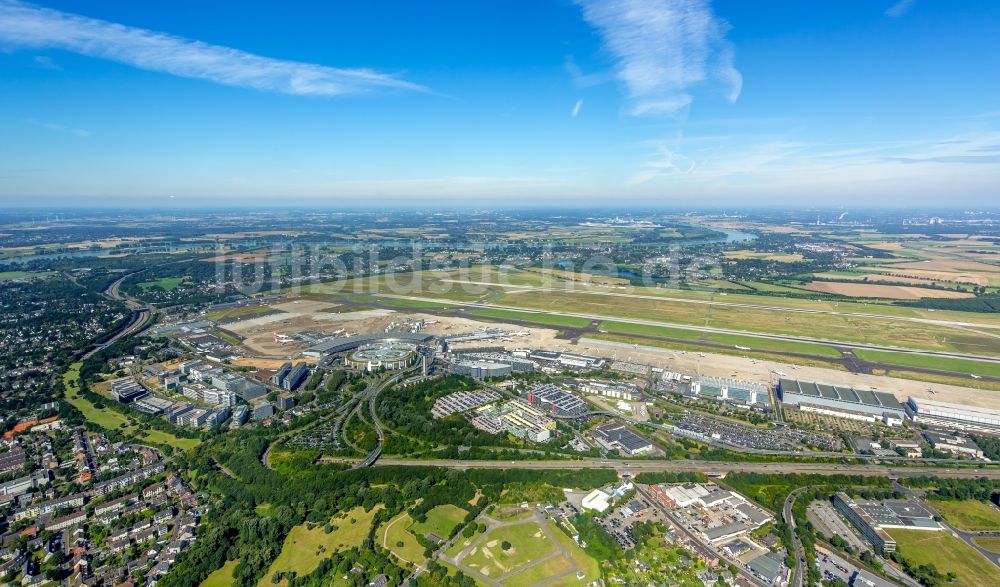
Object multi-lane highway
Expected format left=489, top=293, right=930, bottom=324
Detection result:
left=339, top=457, right=1000, bottom=479
left=81, top=271, right=154, bottom=359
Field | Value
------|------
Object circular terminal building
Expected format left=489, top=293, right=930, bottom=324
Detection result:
left=345, top=342, right=418, bottom=371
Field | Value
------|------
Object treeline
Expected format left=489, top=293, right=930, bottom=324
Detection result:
left=376, top=376, right=517, bottom=451
left=163, top=427, right=615, bottom=587
left=972, top=435, right=1000, bottom=461
left=634, top=471, right=707, bottom=484
left=901, top=476, right=999, bottom=501
left=900, top=293, right=1000, bottom=313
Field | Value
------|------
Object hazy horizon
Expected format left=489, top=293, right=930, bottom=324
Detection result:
left=2, top=0, right=999, bottom=207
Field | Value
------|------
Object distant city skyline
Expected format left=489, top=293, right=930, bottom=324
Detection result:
left=1, top=0, right=999, bottom=207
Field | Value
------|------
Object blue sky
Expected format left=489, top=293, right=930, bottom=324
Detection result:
left=1, top=0, right=999, bottom=208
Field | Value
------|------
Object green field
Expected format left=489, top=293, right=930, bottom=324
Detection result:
left=200, top=559, right=238, bottom=587
left=382, top=512, right=427, bottom=565
left=887, top=529, right=998, bottom=587
left=463, top=522, right=555, bottom=578
left=502, top=555, right=574, bottom=587
left=599, top=320, right=843, bottom=357
left=410, top=504, right=468, bottom=540
left=0, top=270, right=54, bottom=280
left=932, top=500, right=1000, bottom=531
left=138, top=277, right=184, bottom=291
left=300, top=267, right=1000, bottom=357
left=854, top=349, right=1000, bottom=378
left=260, top=505, right=382, bottom=586
left=972, top=536, right=1000, bottom=553
left=466, top=308, right=592, bottom=328
left=63, top=363, right=201, bottom=451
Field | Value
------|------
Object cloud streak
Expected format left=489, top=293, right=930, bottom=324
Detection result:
left=571, top=99, right=584, bottom=117
left=885, top=0, right=915, bottom=18
left=574, top=0, right=741, bottom=116
left=0, top=0, right=427, bottom=97
left=27, top=118, right=93, bottom=137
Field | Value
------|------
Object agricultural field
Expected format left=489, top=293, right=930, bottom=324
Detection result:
left=886, top=529, right=998, bottom=587
left=798, top=281, right=974, bottom=300
left=723, top=251, right=804, bottom=262
left=931, top=500, right=1000, bottom=532
left=259, top=505, right=383, bottom=586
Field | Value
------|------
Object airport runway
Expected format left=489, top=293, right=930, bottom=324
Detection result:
left=377, top=293, right=1000, bottom=363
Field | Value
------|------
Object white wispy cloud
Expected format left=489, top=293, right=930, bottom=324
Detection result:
left=885, top=0, right=915, bottom=18
left=0, top=0, right=427, bottom=97
left=27, top=118, right=93, bottom=137
left=32, top=55, right=58, bottom=69
left=571, top=99, right=584, bottom=117
left=574, top=0, right=741, bottom=116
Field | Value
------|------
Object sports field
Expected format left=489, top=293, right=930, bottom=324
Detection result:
left=887, top=529, right=997, bottom=587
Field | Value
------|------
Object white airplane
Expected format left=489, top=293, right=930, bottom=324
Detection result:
left=772, top=370, right=788, bottom=377
left=698, top=353, right=706, bottom=358
left=735, top=345, right=751, bottom=351
left=971, top=374, right=982, bottom=379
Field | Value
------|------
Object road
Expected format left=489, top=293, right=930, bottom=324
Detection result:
left=635, top=484, right=770, bottom=587
left=783, top=486, right=812, bottom=587
left=893, top=482, right=1000, bottom=568
left=82, top=271, right=154, bottom=359
left=377, top=293, right=1000, bottom=363
left=331, top=457, right=1000, bottom=479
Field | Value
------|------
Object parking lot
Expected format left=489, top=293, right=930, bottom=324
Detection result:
left=807, top=500, right=870, bottom=553
left=676, top=412, right=844, bottom=452
left=591, top=496, right=668, bottom=550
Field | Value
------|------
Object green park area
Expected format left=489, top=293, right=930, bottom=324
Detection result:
left=200, top=559, right=239, bottom=587
left=382, top=512, right=427, bottom=566
left=260, top=505, right=383, bottom=586
left=463, top=522, right=555, bottom=579
left=411, top=504, right=468, bottom=539
left=887, top=529, right=998, bottom=587
left=932, top=499, right=1000, bottom=531
left=138, top=276, right=184, bottom=291
left=383, top=504, right=469, bottom=566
